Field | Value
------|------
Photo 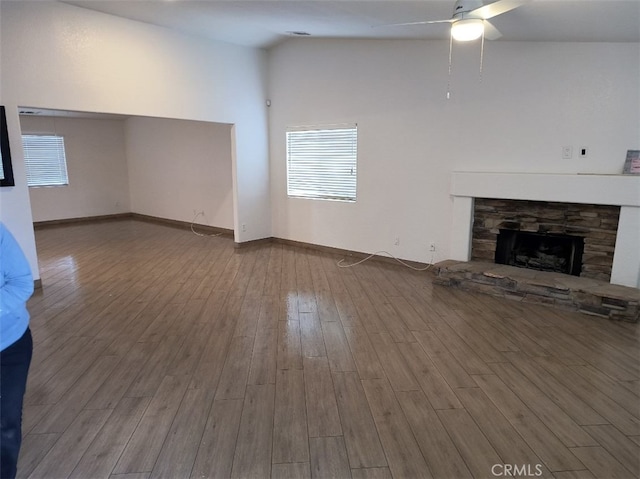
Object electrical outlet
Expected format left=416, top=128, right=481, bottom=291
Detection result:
left=562, top=146, right=573, bottom=159
left=429, top=242, right=436, bottom=252
left=241, top=224, right=246, bottom=232
left=394, top=237, right=400, bottom=246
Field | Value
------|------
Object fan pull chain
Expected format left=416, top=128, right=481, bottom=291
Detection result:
left=479, top=26, right=486, bottom=83
left=446, top=33, right=453, bottom=100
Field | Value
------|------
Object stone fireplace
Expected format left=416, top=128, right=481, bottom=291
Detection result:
left=471, top=198, right=619, bottom=282
left=449, top=172, right=640, bottom=289
left=495, top=229, right=584, bottom=276
left=439, top=172, right=640, bottom=322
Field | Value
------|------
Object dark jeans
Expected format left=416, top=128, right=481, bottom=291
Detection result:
left=0, top=328, right=32, bottom=479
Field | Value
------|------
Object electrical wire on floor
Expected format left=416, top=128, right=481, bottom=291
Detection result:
left=337, top=250, right=435, bottom=271
left=190, top=211, right=223, bottom=238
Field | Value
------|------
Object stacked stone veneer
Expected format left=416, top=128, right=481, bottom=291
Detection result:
left=434, top=260, right=639, bottom=322
left=472, top=198, right=620, bottom=282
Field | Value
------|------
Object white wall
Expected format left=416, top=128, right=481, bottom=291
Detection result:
left=126, top=117, right=233, bottom=229
left=20, top=115, right=131, bottom=222
left=268, top=39, right=640, bottom=265
left=0, top=0, right=270, bottom=279
left=0, top=106, right=39, bottom=280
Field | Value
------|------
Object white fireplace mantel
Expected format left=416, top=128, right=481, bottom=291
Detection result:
left=450, top=172, right=640, bottom=288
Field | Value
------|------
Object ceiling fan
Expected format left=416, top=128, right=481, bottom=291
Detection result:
left=383, top=1, right=532, bottom=98
left=390, top=0, right=532, bottom=42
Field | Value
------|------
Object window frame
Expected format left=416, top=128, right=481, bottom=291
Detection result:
left=286, top=123, right=358, bottom=203
left=21, top=133, right=69, bottom=188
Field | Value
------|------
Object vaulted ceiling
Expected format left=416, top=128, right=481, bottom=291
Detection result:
left=61, top=0, right=640, bottom=49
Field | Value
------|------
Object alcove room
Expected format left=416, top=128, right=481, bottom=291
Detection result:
left=0, top=1, right=639, bottom=478
left=18, top=110, right=234, bottom=231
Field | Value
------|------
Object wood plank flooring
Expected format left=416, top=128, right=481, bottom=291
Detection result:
left=18, top=219, right=640, bottom=479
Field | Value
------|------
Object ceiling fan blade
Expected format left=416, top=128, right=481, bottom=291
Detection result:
left=377, top=19, right=453, bottom=28
left=483, top=20, right=502, bottom=40
left=471, top=0, right=531, bottom=20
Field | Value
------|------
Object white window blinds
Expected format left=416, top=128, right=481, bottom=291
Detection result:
left=22, top=135, right=69, bottom=187
left=286, top=124, right=357, bottom=202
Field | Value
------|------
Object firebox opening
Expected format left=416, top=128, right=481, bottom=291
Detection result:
left=495, top=229, right=584, bottom=276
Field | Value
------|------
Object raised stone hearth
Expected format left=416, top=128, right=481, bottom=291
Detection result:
left=434, top=260, right=639, bottom=322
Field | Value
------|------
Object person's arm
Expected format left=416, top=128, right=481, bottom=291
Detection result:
left=0, top=224, right=34, bottom=315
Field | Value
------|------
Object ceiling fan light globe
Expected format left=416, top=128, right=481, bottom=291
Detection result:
left=451, top=19, right=484, bottom=41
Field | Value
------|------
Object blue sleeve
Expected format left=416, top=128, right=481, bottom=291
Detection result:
left=0, top=223, right=34, bottom=316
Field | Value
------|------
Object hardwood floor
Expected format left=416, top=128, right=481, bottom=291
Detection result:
left=18, top=219, right=640, bottom=479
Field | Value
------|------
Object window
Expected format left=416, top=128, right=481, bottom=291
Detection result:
left=286, top=124, right=357, bottom=202
left=22, top=134, right=69, bottom=187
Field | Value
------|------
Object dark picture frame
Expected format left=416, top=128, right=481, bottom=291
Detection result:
left=1, top=105, right=16, bottom=187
